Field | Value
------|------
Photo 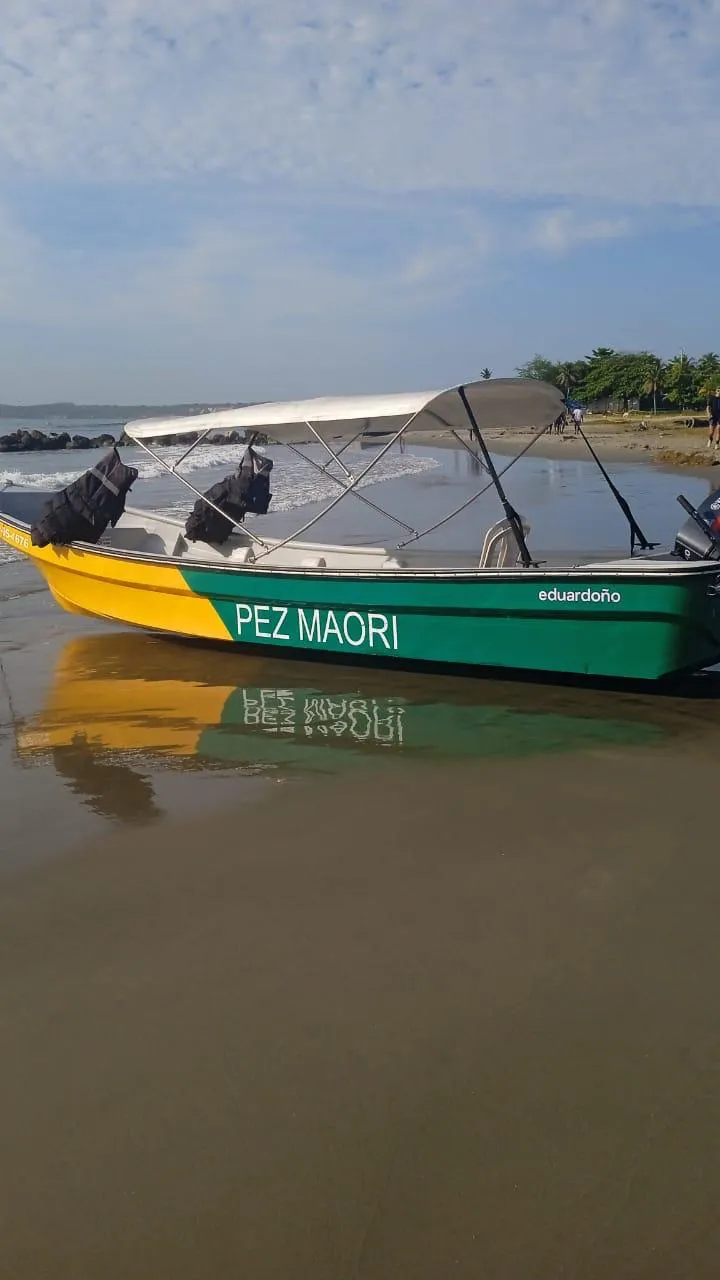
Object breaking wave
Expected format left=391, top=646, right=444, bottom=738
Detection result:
left=0, top=445, right=438, bottom=564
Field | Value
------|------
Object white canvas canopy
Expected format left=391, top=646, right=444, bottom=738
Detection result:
left=124, top=378, right=565, bottom=441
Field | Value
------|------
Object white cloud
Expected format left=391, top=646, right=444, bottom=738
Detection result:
left=0, top=0, right=717, bottom=204
left=0, top=198, right=494, bottom=398
left=0, top=1, right=717, bottom=399
left=532, top=209, right=632, bottom=254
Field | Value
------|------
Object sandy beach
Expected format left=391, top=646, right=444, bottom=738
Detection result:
left=408, top=415, right=720, bottom=476
left=3, top=441, right=720, bottom=1276
left=3, top=742, right=720, bottom=1278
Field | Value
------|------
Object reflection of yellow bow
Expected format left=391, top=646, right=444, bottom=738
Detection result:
left=15, top=634, right=245, bottom=759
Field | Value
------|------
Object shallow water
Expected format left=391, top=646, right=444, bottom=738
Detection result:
left=3, top=582, right=720, bottom=873
left=0, top=434, right=437, bottom=562
left=0, top=436, right=714, bottom=564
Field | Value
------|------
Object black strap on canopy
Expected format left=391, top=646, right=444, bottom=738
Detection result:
left=458, top=385, right=534, bottom=568
left=576, top=425, right=656, bottom=554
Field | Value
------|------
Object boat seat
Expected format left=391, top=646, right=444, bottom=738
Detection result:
left=107, top=526, right=168, bottom=555
left=170, top=534, right=187, bottom=557
left=176, top=538, right=255, bottom=563
left=479, top=517, right=531, bottom=568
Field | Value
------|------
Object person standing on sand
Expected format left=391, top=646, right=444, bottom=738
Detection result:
left=572, top=406, right=584, bottom=434
left=707, top=388, right=720, bottom=450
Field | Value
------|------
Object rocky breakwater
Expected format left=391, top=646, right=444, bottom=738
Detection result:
left=0, top=427, right=251, bottom=453
left=115, top=428, right=251, bottom=448
left=0, top=429, right=118, bottom=453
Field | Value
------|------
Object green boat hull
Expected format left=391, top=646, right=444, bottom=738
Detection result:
left=4, top=499, right=720, bottom=681
left=181, top=564, right=720, bottom=682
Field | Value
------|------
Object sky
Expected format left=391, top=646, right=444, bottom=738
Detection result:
left=0, top=0, right=718, bottom=403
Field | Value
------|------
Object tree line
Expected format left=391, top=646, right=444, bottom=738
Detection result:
left=514, top=349, right=720, bottom=413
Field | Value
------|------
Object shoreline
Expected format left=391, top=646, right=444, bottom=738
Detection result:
left=1, top=429, right=714, bottom=581
left=2, top=416, right=718, bottom=477
left=406, top=423, right=720, bottom=479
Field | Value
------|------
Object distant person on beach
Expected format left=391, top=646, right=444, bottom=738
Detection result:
left=572, top=407, right=584, bottom=434
left=707, top=388, right=720, bottom=450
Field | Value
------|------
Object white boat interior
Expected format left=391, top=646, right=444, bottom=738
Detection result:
left=95, top=507, right=684, bottom=575
left=104, top=506, right=532, bottom=572
left=0, top=488, right=686, bottom=575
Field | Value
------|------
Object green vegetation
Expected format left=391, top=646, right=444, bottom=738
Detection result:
left=516, top=349, right=720, bottom=412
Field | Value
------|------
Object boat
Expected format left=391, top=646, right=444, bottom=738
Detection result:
left=2, top=377, right=720, bottom=682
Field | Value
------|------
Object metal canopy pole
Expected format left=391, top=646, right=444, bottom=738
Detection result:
left=457, top=385, right=534, bottom=568
left=316, top=424, right=369, bottom=473
left=170, top=425, right=215, bottom=470
left=450, top=429, right=489, bottom=473
left=132, top=439, right=270, bottom=551
left=307, top=422, right=355, bottom=480
left=281, top=428, right=416, bottom=536
left=397, top=474, right=498, bottom=548
left=397, top=422, right=550, bottom=548
left=576, top=424, right=656, bottom=554
left=251, top=411, right=422, bottom=561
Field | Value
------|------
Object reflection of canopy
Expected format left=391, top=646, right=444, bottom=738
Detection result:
left=124, top=379, right=565, bottom=441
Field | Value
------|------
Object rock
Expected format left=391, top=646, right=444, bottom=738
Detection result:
left=48, top=432, right=71, bottom=450
left=0, top=424, right=243, bottom=453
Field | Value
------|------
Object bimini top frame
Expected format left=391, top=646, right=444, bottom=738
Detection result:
left=124, top=379, right=565, bottom=444
left=123, top=378, right=653, bottom=562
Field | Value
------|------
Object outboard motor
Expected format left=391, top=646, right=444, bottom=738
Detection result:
left=674, top=488, right=720, bottom=560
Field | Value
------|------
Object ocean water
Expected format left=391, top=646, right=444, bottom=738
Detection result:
left=0, top=426, right=438, bottom=564
left=0, top=422, right=714, bottom=565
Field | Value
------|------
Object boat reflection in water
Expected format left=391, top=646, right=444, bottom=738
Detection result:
left=12, top=632, right=689, bottom=825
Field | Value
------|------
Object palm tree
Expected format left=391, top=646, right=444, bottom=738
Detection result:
left=641, top=355, right=664, bottom=414
left=697, top=352, right=720, bottom=404
left=697, top=352, right=720, bottom=376
left=664, top=352, right=696, bottom=410
left=555, top=362, right=578, bottom=396
left=480, top=367, right=492, bottom=380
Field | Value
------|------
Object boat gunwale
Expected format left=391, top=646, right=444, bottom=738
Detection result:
left=2, top=510, right=719, bottom=584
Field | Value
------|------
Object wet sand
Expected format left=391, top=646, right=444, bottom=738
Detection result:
left=4, top=450, right=720, bottom=1276
left=3, top=747, right=720, bottom=1278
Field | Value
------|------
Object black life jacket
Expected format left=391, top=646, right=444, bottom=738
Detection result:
left=185, top=446, right=273, bottom=545
left=30, top=448, right=139, bottom=548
